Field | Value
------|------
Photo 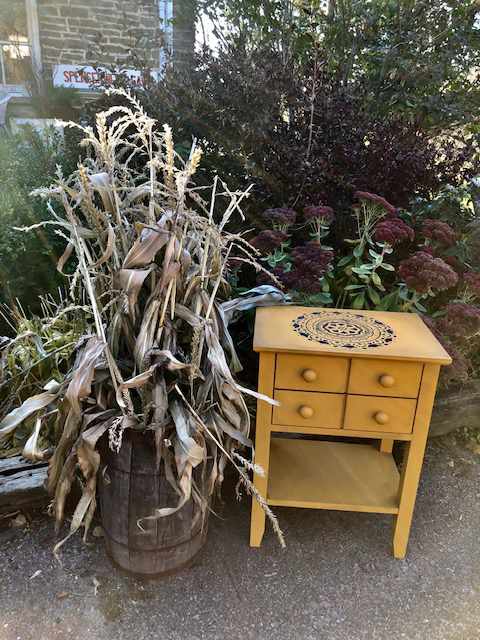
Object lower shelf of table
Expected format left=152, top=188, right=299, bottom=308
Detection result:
left=267, top=437, right=400, bottom=514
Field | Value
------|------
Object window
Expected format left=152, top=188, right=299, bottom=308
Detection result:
left=0, top=0, right=40, bottom=90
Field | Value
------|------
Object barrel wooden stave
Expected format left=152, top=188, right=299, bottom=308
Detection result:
left=98, top=430, right=207, bottom=577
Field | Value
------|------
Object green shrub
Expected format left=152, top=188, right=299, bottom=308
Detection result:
left=0, top=126, right=77, bottom=327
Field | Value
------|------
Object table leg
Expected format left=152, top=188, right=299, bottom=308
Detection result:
left=250, top=352, right=276, bottom=548
left=250, top=426, right=271, bottom=547
left=380, top=439, right=394, bottom=454
left=393, top=439, right=427, bottom=558
left=392, top=364, right=440, bottom=559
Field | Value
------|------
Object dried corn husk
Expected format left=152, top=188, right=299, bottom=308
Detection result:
left=8, top=88, right=289, bottom=551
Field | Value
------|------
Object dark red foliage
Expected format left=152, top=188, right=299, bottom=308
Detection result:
left=250, top=230, right=289, bottom=252
left=374, top=218, right=414, bottom=246
left=354, top=191, right=397, bottom=216
left=281, top=242, right=333, bottom=293
left=261, top=208, right=297, bottom=227
left=437, top=303, right=480, bottom=340
left=398, top=251, right=458, bottom=293
left=303, top=205, right=335, bottom=224
left=92, top=47, right=480, bottom=239
left=421, top=218, right=457, bottom=247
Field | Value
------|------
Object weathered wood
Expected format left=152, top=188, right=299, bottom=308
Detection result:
left=0, top=455, right=47, bottom=474
left=0, top=462, right=48, bottom=513
left=98, top=430, right=208, bottom=577
left=429, top=381, right=480, bottom=437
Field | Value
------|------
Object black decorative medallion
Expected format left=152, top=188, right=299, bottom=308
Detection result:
left=292, top=310, right=396, bottom=350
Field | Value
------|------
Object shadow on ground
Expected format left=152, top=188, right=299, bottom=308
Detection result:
left=1, top=438, right=479, bottom=640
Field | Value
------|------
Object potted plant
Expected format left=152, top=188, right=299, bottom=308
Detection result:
left=0, top=90, right=286, bottom=574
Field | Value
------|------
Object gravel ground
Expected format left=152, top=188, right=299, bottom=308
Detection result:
left=1, top=437, right=479, bottom=640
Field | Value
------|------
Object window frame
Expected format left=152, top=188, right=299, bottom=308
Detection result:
left=0, top=0, right=41, bottom=94
left=158, top=0, right=174, bottom=68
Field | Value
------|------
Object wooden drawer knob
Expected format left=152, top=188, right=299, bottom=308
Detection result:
left=298, top=405, right=314, bottom=419
left=374, top=411, right=390, bottom=425
left=379, top=374, right=395, bottom=388
left=302, top=369, right=317, bottom=383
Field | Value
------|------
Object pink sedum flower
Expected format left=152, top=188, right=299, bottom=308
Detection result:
left=282, top=242, right=334, bottom=293
left=303, top=205, right=335, bottom=225
left=421, top=218, right=457, bottom=247
left=374, top=218, right=414, bottom=246
left=354, top=191, right=397, bottom=216
left=261, top=207, right=297, bottom=227
left=398, top=251, right=458, bottom=293
left=250, top=230, right=289, bottom=253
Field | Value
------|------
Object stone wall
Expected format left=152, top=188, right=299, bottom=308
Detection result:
left=37, top=0, right=165, bottom=69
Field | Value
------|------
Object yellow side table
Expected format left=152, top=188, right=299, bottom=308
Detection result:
left=250, top=306, right=451, bottom=558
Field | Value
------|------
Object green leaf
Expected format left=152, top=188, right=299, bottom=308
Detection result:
left=367, top=287, right=381, bottom=306
left=321, top=278, right=330, bottom=293
left=376, top=291, right=397, bottom=311
left=353, top=243, right=364, bottom=258
left=414, top=300, right=428, bottom=313
left=351, top=293, right=365, bottom=309
left=318, top=292, right=333, bottom=304
left=337, top=255, right=352, bottom=267
left=371, top=271, right=382, bottom=286
left=380, top=262, right=395, bottom=271
left=351, top=266, right=370, bottom=274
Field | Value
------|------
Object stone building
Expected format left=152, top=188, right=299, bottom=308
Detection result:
left=0, top=0, right=195, bottom=126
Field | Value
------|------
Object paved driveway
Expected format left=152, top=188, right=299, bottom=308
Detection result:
left=1, top=438, right=479, bottom=640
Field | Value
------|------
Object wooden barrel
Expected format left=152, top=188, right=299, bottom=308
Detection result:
left=98, top=429, right=208, bottom=577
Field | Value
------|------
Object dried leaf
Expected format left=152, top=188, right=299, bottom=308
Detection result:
left=0, top=390, right=59, bottom=443
left=123, top=225, right=169, bottom=268
left=92, top=223, right=115, bottom=267
left=57, top=241, right=74, bottom=274
left=89, top=172, right=114, bottom=213
left=170, top=400, right=204, bottom=469
left=117, top=268, right=151, bottom=319
left=22, top=414, right=48, bottom=461
left=53, top=451, right=77, bottom=528
left=65, top=337, right=105, bottom=416
left=54, top=419, right=111, bottom=555
left=212, top=410, right=252, bottom=448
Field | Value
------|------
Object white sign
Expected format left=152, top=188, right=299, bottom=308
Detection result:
left=53, top=64, right=160, bottom=90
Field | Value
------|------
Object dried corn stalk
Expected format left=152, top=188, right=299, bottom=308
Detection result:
left=4, top=89, right=287, bottom=549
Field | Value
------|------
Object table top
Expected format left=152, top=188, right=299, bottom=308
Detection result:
left=253, top=306, right=451, bottom=364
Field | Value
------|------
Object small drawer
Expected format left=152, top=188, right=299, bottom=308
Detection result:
left=275, top=354, right=349, bottom=393
left=273, top=390, right=345, bottom=428
left=348, top=359, right=422, bottom=398
left=344, top=395, right=417, bottom=434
